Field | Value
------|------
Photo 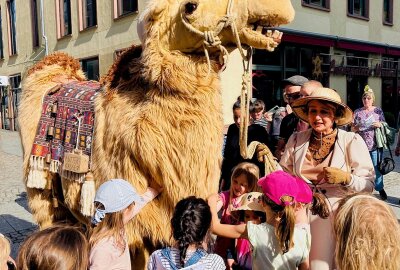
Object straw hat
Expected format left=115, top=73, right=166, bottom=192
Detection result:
left=231, top=192, right=265, bottom=212
left=291, top=87, right=353, bottom=126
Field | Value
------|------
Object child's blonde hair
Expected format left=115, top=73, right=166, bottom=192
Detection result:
left=334, top=193, right=400, bottom=270
left=17, top=225, right=88, bottom=270
left=88, top=201, right=127, bottom=254
left=261, top=195, right=296, bottom=253
left=0, top=233, right=11, bottom=268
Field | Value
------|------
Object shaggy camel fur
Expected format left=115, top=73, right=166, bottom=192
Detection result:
left=19, top=0, right=294, bottom=268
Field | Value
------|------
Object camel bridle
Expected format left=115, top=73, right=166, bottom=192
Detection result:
left=180, top=0, right=277, bottom=174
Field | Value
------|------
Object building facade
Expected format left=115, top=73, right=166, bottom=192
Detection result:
left=252, top=0, right=400, bottom=127
left=0, top=0, right=143, bottom=130
left=0, top=1, right=399, bottom=129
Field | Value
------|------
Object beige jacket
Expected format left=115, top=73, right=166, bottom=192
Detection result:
left=280, top=129, right=375, bottom=193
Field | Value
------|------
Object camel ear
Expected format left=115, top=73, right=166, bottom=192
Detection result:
left=137, top=1, right=166, bottom=43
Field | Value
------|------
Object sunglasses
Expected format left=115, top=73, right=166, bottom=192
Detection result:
left=285, top=92, right=302, bottom=100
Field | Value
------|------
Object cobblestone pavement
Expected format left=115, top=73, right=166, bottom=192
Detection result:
left=0, top=129, right=400, bottom=259
left=0, top=130, right=37, bottom=258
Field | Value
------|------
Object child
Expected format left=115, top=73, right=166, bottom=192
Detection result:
left=17, top=225, right=88, bottom=270
left=334, top=193, right=400, bottom=270
left=214, top=162, right=260, bottom=266
left=147, top=196, right=225, bottom=269
left=208, top=170, right=314, bottom=270
left=1, top=233, right=15, bottom=270
left=250, top=100, right=271, bottom=132
left=230, top=192, right=266, bottom=270
left=89, top=179, right=162, bottom=270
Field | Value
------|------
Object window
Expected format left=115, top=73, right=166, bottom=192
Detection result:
left=80, top=57, right=99, bottom=81
left=0, top=6, right=4, bottom=59
left=31, top=0, right=39, bottom=47
left=383, top=0, right=393, bottom=25
left=79, top=0, right=97, bottom=30
left=113, top=0, right=138, bottom=18
left=56, top=0, right=72, bottom=38
left=6, top=0, right=17, bottom=55
left=302, top=0, right=330, bottom=10
left=348, top=0, right=369, bottom=19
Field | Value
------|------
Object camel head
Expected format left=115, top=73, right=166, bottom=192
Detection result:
left=139, top=0, right=295, bottom=54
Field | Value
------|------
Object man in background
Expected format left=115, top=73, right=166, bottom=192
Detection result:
left=275, top=77, right=323, bottom=159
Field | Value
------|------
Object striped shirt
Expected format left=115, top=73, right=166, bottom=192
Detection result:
left=147, top=247, right=225, bottom=270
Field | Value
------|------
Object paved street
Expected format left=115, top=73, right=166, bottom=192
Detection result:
left=0, top=129, right=400, bottom=259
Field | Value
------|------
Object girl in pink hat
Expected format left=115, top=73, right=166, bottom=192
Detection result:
left=208, top=171, right=328, bottom=270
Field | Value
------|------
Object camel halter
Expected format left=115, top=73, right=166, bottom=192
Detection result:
left=180, top=0, right=277, bottom=175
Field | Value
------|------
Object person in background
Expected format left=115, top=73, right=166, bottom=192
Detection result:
left=396, top=130, right=400, bottom=156
left=275, top=75, right=309, bottom=160
left=250, top=100, right=271, bottom=133
left=280, top=87, right=375, bottom=270
left=147, top=196, right=225, bottom=270
left=334, top=193, right=400, bottom=270
left=220, top=100, right=269, bottom=191
left=352, top=86, right=387, bottom=200
left=17, top=225, right=88, bottom=270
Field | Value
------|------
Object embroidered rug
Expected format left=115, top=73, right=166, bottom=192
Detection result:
left=28, top=81, right=101, bottom=188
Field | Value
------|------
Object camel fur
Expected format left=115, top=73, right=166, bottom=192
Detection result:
left=19, top=0, right=294, bottom=268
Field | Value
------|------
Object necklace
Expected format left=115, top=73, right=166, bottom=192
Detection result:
left=308, top=129, right=337, bottom=164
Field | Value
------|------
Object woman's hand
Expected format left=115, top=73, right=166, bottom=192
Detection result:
left=371, top=121, right=381, bottom=128
left=324, top=167, right=351, bottom=185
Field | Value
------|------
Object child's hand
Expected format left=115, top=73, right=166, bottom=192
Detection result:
left=227, top=258, right=236, bottom=270
left=148, top=180, right=163, bottom=194
left=207, top=193, right=219, bottom=213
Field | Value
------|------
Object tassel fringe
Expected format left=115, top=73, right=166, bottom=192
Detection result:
left=80, top=172, right=95, bottom=216
left=27, top=156, right=48, bottom=189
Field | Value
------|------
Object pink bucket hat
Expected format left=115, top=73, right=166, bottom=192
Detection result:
left=295, top=178, right=313, bottom=204
left=257, top=171, right=299, bottom=206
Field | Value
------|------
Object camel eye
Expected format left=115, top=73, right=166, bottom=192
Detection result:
left=184, top=2, right=198, bottom=15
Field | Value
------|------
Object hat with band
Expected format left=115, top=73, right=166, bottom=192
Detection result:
left=231, top=192, right=265, bottom=212
left=291, top=87, right=353, bottom=126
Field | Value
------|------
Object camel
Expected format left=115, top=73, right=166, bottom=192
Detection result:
left=19, top=0, right=294, bottom=268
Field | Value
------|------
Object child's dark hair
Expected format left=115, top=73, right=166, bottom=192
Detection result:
left=171, top=196, right=211, bottom=265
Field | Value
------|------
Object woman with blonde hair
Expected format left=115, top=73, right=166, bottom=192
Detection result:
left=334, top=193, right=400, bottom=270
left=352, top=86, right=387, bottom=200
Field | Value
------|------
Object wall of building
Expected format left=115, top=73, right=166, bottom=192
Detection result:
left=288, top=1, right=400, bottom=46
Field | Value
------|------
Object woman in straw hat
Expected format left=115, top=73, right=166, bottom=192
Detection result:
left=279, top=87, right=375, bottom=270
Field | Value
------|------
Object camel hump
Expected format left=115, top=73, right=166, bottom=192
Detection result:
left=101, top=45, right=143, bottom=89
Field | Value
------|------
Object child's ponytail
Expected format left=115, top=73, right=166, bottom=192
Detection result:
left=276, top=196, right=296, bottom=253
left=263, top=195, right=296, bottom=254
left=310, top=193, right=330, bottom=219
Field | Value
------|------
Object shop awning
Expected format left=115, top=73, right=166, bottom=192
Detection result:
left=282, top=33, right=335, bottom=47
left=336, top=40, right=386, bottom=54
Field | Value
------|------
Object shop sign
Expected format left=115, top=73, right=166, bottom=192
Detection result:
left=328, top=59, right=397, bottom=78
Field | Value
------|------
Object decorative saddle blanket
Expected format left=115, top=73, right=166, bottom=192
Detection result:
left=27, top=81, right=101, bottom=189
